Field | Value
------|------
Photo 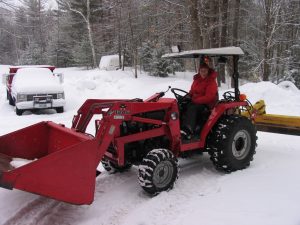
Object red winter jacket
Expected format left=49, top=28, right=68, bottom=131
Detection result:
left=189, top=70, right=218, bottom=108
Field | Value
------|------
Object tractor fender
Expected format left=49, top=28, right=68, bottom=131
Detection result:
left=199, top=101, right=248, bottom=147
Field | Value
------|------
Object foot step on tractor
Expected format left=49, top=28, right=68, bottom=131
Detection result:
left=0, top=47, right=259, bottom=205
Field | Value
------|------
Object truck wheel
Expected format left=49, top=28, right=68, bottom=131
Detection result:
left=101, top=159, right=132, bottom=173
left=56, top=107, right=64, bottom=113
left=16, top=107, right=23, bottom=116
left=7, top=92, right=14, bottom=106
left=207, top=115, right=257, bottom=172
left=138, top=149, right=178, bottom=195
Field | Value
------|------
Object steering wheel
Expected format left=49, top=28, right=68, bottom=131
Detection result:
left=223, top=91, right=235, bottom=101
left=171, top=88, right=191, bottom=103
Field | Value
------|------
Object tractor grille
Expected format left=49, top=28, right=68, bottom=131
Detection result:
left=27, top=94, right=57, bottom=101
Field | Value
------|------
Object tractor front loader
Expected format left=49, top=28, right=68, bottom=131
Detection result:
left=0, top=47, right=258, bottom=205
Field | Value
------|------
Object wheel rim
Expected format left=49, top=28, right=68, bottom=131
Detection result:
left=232, top=130, right=251, bottom=160
left=153, top=161, right=174, bottom=189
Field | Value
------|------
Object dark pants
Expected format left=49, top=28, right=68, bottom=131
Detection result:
left=182, top=103, right=208, bottom=134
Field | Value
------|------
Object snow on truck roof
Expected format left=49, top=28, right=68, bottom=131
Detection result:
left=13, top=68, right=63, bottom=93
left=99, top=55, right=121, bottom=70
left=9, top=65, right=55, bottom=73
left=15, top=68, right=53, bottom=78
left=162, top=46, right=244, bottom=59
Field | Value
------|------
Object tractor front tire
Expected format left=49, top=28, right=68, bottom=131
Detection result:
left=207, top=115, right=257, bottom=173
left=101, top=159, right=132, bottom=173
left=138, top=149, right=178, bottom=195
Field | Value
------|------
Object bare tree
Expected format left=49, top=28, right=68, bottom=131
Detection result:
left=261, top=0, right=281, bottom=81
left=186, top=0, right=202, bottom=49
left=58, top=0, right=97, bottom=68
left=219, top=0, right=229, bottom=84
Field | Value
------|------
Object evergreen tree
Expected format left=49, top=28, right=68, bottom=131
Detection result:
left=45, top=9, right=75, bottom=67
left=72, top=36, right=93, bottom=68
left=19, top=40, right=46, bottom=64
left=140, top=42, right=181, bottom=77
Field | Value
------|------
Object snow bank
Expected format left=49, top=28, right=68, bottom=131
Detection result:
left=237, top=82, right=300, bottom=116
left=0, top=65, right=9, bottom=76
left=78, top=80, right=97, bottom=91
left=278, top=81, right=299, bottom=92
left=0, top=65, right=10, bottom=86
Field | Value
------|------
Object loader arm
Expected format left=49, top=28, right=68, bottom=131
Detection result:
left=72, top=99, right=129, bottom=132
left=0, top=98, right=178, bottom=205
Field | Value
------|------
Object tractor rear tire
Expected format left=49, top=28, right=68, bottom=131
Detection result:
left=138, top=149, right=178, bottom=195
left=207, top=115, right=257, bottom=173
left=101, top=159, right=132, bottom=173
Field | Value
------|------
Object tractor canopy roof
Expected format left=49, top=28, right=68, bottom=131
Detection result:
left=162, top=46, right=244, bottom=59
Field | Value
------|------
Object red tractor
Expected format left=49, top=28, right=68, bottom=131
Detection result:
left=0, top=47, right=257, bottom=205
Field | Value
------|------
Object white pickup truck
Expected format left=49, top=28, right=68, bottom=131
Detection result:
left=5, top=66, right=66, bottom=116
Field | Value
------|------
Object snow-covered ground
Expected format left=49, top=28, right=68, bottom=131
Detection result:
left=0, top=67, right=300, bottom=225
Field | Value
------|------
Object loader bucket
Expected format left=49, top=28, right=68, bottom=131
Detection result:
left=0, top=122, right=100, bottom=205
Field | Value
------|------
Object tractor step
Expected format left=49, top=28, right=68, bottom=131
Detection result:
left=182, top=136, right=200, bottom=144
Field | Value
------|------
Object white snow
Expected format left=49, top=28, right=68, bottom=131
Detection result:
left=10, top=158, right=36, bottom=168
left=12, top=68, right=64, bottom=94
left=0, top=65, right=10, bottom=76
left=238, top=82, right=300, bottom=116
left=162, top=46, right=244, bottom=58
left=0, top=65, right=10, bottom=86
left=0, top=67, right=300, bottom=225
left=10, top=65, right=54, bottom=69
left=278, top=81, right=299, bottom=93
left=99, top=55, right=121, bottom=71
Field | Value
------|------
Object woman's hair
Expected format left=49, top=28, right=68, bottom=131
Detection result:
left=199, top=63, right=210, bottom=70
left=198, top=63, right=214, bottom=75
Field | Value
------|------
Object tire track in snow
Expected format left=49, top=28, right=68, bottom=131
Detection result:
left=121, top=155, right=224, bottom=225
left=2, top=197, right=60, bottom=225
left=86, top=168, right=147, bottom=225
left=1, top=156, right=223, bottom=225
left=87, top=155, right=223, bottom=225
left=1, top=168, right=141, bottom=225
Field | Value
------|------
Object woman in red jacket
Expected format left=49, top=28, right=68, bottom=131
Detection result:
left=182, top=63, right=218, bottom=139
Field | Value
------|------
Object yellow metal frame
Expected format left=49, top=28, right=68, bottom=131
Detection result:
left=255, top=114, right=300, bottom=128
left=241, top=100, right=300, bottom=136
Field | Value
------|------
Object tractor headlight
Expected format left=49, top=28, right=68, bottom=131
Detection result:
left=17, top=94, right=27, bottom=102
left=57, top=92, right=65, bottom=99
left=170, top=112, right=178, bottom=120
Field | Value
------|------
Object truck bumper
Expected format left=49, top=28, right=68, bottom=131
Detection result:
left=16, top=99, right=66, bottom=110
